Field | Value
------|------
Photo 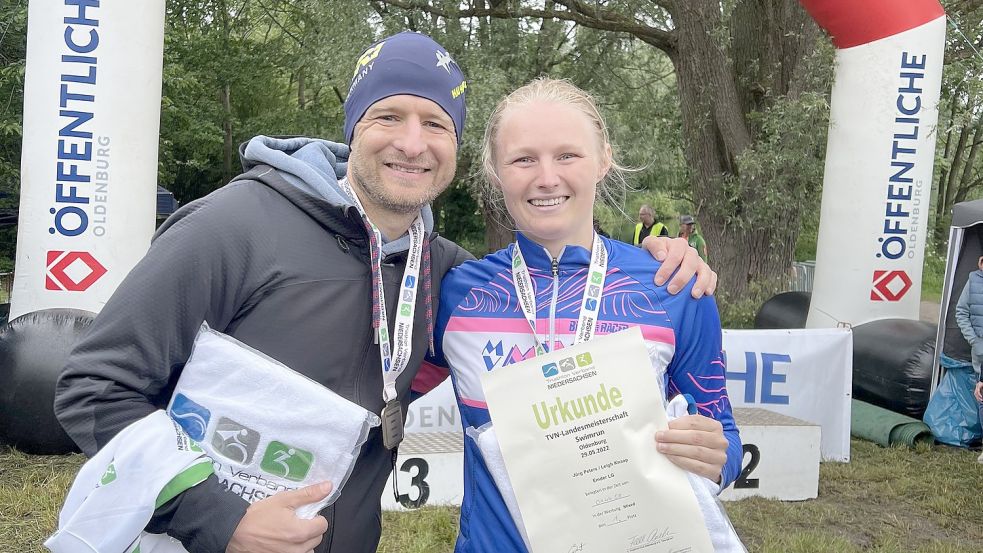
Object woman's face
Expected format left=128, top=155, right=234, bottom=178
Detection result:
left=494, top=101, right=611, bottom=255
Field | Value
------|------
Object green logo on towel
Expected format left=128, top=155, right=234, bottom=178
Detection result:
left=100, top=463, right=117, bottom=485
left=261, top=441, right=313, bottom=482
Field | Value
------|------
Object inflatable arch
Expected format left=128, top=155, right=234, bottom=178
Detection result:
left=801, top=0, right=946, bottom=328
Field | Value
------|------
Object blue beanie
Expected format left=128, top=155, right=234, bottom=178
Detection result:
left=344, top=31, right=467, bottom=145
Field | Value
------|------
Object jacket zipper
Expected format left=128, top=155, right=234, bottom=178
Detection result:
left=548, top=248, right=564, bottom=352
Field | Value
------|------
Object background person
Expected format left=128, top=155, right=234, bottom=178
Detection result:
left=632, top=203, right=669, bottom=245
left=430, top=78, right=740, bottom=552
left=680, top=214, right=708, bottom=262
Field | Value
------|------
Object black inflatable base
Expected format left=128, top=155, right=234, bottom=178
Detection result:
left=852, top=318, right=936, bottom=419
left=754, top=291, right=811, bottom=329
left=755, top=292, right=936, bottom=418
left=0, top=308, right=93, bottom=455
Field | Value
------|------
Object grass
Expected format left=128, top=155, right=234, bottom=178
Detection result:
left=4, top=438, right=981, bottom=553
left=921, top=250, right=947, bottom=305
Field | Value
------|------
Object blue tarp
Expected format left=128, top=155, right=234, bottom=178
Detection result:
left=924, top=355, right=982, bottom=447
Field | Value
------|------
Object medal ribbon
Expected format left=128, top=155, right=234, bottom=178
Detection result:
left=511, top=233, right=608, bottom=356
left=340, top=180, right=424, bottom=403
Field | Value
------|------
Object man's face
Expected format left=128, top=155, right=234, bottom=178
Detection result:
left=349, top=94, right=458, bottom=215
left=638, top=208, right=654, bottom=226
left=978, top=256, right=983, bottom=271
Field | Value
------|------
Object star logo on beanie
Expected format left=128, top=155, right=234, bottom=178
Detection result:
left=435, top=50, right=455, bottom=74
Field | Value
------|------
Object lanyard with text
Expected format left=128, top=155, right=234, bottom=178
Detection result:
left=511, top=233, right=608, bottom=356
left=340, top=179, right=424, bottom=450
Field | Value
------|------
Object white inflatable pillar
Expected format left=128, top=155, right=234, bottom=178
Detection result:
left=803, top=0, right=946, bottom=328
left=11, top=0, right=167, bottom=319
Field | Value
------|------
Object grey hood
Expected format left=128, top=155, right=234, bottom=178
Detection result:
left=240, top=135, right=435, bottom=254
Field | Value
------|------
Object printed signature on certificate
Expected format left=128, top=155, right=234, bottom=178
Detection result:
left=625, top=526, right=684, bottom=552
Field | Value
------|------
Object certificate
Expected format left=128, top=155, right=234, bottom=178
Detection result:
left=481, top=326, right=714, bottom=553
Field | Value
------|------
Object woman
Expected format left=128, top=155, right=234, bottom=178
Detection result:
left=431, top=78, right=741, bottom=552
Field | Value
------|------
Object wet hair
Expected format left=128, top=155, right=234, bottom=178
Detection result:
left=479, top=77, right=633, bottom=218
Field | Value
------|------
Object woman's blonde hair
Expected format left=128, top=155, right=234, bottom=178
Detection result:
left=480, top=77, right=632, bottom=214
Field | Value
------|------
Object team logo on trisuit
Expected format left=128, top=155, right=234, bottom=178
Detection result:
left=261, top=441, right=313, bottom=482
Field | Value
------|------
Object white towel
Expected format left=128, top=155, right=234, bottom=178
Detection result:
left=168, top=324, right=380, bottom=519
left=468, top=424, right=532, bottom=550
left=665, top=395, right=747, bottom=553
left=472, top=395, right=746, bottom=552
left=45, top=411, right=212, bottom=553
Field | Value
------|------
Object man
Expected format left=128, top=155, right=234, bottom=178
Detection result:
left=632, top=204, right=669, bottom=246
left=55, top=32, right=712, bottom=553
left=680, top=214, right=708, bottom=262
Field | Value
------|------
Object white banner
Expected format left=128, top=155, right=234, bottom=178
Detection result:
left=405, top=382, right=459, bottom=433
left=807, top=17, right=946, bottom=327
left=723, top=328, right=853, bottom=462
left=12, top=0, right=166, bottom=319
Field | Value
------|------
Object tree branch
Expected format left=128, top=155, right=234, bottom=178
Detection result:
left=374, top=0, right=676, bottom=54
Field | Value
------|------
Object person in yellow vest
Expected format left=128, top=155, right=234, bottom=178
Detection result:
left=632, top=204, right=669, bottom=246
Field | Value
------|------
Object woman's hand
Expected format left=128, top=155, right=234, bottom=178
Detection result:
left=654, top=414, right=728, bottom=483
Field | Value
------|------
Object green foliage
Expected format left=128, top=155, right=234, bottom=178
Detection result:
left=156, top=0, right=378, bottom=203
left=794, top=213, right=819, bottom=262
left=2, top=0, right=981, bottom=273
left=0, top=0, right=26, bottom=211
left=724, top=41, right=834, bottom=234
left=930, top=0, right=983, bottom=251
left=921, top=248, right=948, bottom=303
left=716, top=277, right=788, bottom=329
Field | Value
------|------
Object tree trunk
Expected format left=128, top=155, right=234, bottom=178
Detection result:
left=297, top=67, right=307, bottom=109
left=933, top=91, right=962, bottom=245
left=952, top=119, right=983, bottom=205
left=482, top=208, right=514, bottom=254
left=669, top=1, right=798, bottom=298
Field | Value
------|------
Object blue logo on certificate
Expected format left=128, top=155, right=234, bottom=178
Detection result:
left=541, top=362, right=559, bottom=377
